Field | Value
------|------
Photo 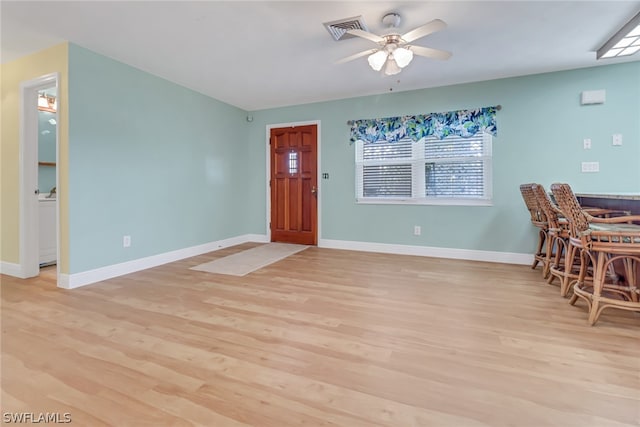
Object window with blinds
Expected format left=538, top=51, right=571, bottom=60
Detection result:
left=355, top=133, right=492, bottom=205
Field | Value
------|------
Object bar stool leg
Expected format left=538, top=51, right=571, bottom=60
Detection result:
left=532, top=229, right=546, bottom=270
left=623, top=258, right=638, bottom=303
left=588, top=252, right=607, bottom=326
left=561, top=242, right=577, bottom=297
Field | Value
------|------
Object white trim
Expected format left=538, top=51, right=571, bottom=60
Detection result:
left=265, top=128, right=270, bottom=240
left=18, top=73, right=60, bottom=282
left=54, top=80, right=62, bottom=287
left=356, top=198, right=493, bottom=206
left=318, top=238, right=532, bottom=265
left=355, top=134, right=493, bottom=206
left=243, top=233, right=269, bottom=243
left=0, top=262, right=26, bottom=278
left=45, top=233, right=529, bottom=290
left=265, top=120, right=321, bottom=244
left=58, top=234, right=269, bottom=289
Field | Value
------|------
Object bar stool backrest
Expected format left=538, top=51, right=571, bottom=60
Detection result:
left=550, top=183, right=590, bottom=242
left=531, top=184, right=562, bottom=231
left=520, top=183, right=546, bottom=226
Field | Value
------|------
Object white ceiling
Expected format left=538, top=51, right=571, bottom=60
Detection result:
left=2, top=1, right=639, bottom=111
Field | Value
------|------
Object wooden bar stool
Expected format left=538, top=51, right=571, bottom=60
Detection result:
left=551, top=183, right=640, bottom=325
left=531, top=184, right=581, bottom=296
left=519, top=183, right=549, bottom=277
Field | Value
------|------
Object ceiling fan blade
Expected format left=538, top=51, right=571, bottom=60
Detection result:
left=401, top=19, right=447, bottom=43
left=346, top=29, right=385, bottom=44
left=409, top=45, right=452, bottom=61
left=336, top=48, right=378, bottom=64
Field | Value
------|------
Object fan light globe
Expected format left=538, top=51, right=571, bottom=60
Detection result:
left=384, top=57, right=402, bottom=76
left=393, top=47, right=414, bottom=68
left=367, top=50, right=388, bottom=71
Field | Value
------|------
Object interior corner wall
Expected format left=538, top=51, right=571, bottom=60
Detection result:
left=67, top=44, right=250, bottom=274
left=245, top=61, right=640, bottom=255
left=0, top=42, right=69, bottom=272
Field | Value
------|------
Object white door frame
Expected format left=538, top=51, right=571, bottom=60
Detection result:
left=265, top=120, right=321, bottom=243
left=19, top=72, right=60, bottom=280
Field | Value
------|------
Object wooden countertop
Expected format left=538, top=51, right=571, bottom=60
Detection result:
left=576, top=193, right=640, bottom=201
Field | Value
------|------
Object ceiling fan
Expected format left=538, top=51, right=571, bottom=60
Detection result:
left=337, top=13, right=452, bottom=76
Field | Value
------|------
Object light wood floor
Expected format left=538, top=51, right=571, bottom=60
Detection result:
left=2, top=244, right=639, bottom=426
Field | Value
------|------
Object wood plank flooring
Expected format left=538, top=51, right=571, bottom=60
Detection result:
left=2, top=243, right=639, bottom=426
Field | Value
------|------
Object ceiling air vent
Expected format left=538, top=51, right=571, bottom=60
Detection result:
left=323, top=16, right=369, bottom=41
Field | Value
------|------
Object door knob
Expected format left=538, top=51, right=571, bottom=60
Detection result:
left=311, top=186, right=317, bottom=195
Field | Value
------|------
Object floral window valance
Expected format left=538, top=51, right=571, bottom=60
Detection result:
left=348, top=106, right=499, bottom=144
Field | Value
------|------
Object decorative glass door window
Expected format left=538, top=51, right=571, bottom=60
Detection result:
left=288, top=151, right=298, bottom=174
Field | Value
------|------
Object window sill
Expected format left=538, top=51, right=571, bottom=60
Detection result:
left=356, top=198, right=493, bottom=207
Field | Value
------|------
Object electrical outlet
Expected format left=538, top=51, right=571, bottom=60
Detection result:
left=414, top=225, right=421, bottom=236
left=123, top=235, right=131, bottom=248
left=612, top=134, right=622, bottom=146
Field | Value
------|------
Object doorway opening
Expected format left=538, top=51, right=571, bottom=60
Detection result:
left=19, top=73, right=60, bottom=283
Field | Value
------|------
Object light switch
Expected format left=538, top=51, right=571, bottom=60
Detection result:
left=612, top=134, right=622, bottom=146
left=583, top=138, right=591, bottom=149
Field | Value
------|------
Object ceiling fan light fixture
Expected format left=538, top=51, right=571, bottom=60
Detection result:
left=383, top=56, right=402, bottom=76
left=393, top=47, right=414, bottom=68
left=368, top=50, right=388, bottom=71
left=337, top=13, right=451, bottom=76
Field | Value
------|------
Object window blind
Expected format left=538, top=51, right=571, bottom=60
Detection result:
left=357, top=140, right=414, bottom=198
left=424, top=134, right=489, bottom=198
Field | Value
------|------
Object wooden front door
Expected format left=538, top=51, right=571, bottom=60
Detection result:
left=270, top=124, right=318, bottom=245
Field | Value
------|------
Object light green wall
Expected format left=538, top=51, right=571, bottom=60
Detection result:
left=247, top=62, right=640, bottom=254
left=9, top=43, right=636, bottom=277
left=64, top=43, right=639, bottom=274
left=67, top=44, right=250, bottom=273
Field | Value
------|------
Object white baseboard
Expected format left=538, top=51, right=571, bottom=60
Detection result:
left=50, top=233, right=529, bottom=290
left=0, top=261, right=25, bottom=278
left=59, top=234, right=269, bottom=289
left=245, top=233, right=269, bottom=243
left=318, top=238, right=533, bottom=265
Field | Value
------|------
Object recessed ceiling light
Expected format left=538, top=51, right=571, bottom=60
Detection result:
left=597, top=12, right=640, bottom=59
